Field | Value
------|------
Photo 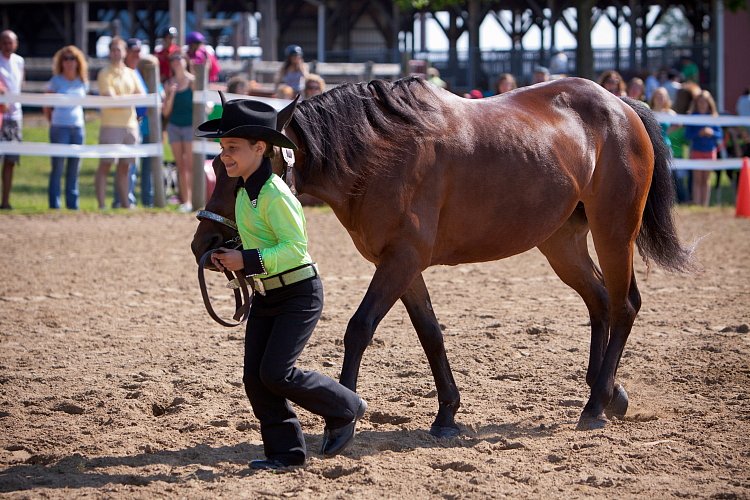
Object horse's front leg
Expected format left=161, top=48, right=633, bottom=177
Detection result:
left=338, top=248, right=422, bottom=393
left=401, top=274, right=461, bottom=438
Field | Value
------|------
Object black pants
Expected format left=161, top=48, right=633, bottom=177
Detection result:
left=243, top=275, right=360, bottom=464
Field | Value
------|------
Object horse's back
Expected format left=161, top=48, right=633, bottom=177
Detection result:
left=414, top=79, right=651, bottom=265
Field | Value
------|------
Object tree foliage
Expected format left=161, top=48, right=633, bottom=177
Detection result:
left=393, top=0, right=465, bottom=11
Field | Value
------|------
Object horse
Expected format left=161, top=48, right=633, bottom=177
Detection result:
left=191, top=76, right=693, bottom=437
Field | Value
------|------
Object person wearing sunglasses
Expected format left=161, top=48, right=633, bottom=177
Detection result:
left=44, top=45, right=88, bottom=210
left=302, top=73, right=325, bottom=99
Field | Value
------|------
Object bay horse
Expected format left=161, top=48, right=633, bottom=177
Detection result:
left=191, top=77, right=692, bottom=436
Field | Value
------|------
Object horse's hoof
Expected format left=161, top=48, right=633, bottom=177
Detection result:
left=604, top=383, right=629, bottom=419
left=430, top=424, right=460, bottom=438
left=576, top=414, right=608, bottom=431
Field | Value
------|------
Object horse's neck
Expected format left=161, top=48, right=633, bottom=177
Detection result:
left=299, top=175, right=353, bottom=219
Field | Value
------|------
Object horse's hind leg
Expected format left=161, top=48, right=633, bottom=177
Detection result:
left=537, top=207, right=629, bottom=423
left=401, top=274, right=461, bottom=438
left=578, top=203, right=643, bottom=429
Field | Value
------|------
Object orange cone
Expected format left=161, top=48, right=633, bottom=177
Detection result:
left=737, top=157, right=750, bottom=218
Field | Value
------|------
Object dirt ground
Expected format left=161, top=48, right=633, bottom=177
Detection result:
left=0, top=207, right=748, bottom=499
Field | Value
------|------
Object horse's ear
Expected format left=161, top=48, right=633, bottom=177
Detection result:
left=218, top=90, right=227, bottom=108
left=276, top=94, right=300, bottom=131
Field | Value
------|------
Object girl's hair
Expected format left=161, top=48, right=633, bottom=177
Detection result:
left=688, top=90, right=718, bottom=117
left=52, top=45, right=88, bottom=83
left=246, top=138, right=275, bottom=158
left=648, top=87, right=672, bottom=111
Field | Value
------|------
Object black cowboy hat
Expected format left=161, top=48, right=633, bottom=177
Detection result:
left=196, top=92, right=298, bottom=150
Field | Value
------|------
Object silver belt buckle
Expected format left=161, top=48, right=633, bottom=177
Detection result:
left=253, top=277, right=266, bottom=296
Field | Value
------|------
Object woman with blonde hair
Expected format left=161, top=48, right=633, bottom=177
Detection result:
left=685, top=90, right=722, bottom=206
left=44, top=45, right=89, bottom=209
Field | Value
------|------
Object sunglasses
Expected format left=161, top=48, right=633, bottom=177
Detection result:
left=305, top=85, right=321, bottom=91
left=62, top=55, right=77, bottom=61
left=605, top=79, right=620, bottom=85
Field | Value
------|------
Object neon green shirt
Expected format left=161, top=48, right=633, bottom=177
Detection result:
left=235, top=171, right=312, bottom=277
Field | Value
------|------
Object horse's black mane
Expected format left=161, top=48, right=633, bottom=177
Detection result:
left=290, top=77, right=438, bottom=190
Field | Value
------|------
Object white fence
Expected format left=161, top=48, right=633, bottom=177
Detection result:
left=0, top=91, right=747, bottom=171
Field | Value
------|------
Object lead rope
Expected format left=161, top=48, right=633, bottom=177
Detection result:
left=198, top=249, right=252, bottom=327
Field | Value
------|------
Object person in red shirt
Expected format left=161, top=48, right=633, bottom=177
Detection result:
left=156, top=26, right=180, bottom=83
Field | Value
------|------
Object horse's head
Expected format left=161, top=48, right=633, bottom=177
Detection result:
left=190, top=95, right=302, bottom=266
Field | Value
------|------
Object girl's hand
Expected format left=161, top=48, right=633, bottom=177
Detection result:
left=210, top=248, right=244, bottom=272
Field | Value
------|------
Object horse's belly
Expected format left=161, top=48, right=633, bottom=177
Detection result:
left=430, top=192, right=579, bottom=266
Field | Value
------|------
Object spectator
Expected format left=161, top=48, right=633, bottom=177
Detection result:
left=680, top=56, right=699, bottom=84
left=650, top=87, right=689, bottom=203
left=598, top=70, right=625, bottom=96
left=685, top=90, right=722, bottom=206
left=737, top=87, right=750, bottom=118
left=275, top=84, right=294, bottom=100
left=303, top=74, right=325, bottom=99
left=644, top=68, right=662, bottom=101
left=626, top=77, right=646, bottom=102
left=663, top=69, right=682, bottom=104
left=737, top=86, right=750, bottom=146
left=426, top=67, right=447, bottom=89
left=44, top=45, right=88, bottom=210
left=111, top=37, right=147, bottom=208
left=0, top=29, right=24, bottom=210
left=532, top=65, right=550, bottom=84
left=156, top=26, right=180, bottom=83
left=548, top=49, right=568, bottom=76
left=95, top=36, right=144, bottom=210
left=162, top=51, right=195, bottom=213
left=495, top=73, right=517, bottom=94
left=275, top=45, right=309, bottom=94
left=186, top=31, right=220, bottom=83
left=226, top=74, right=249, bottom=95
left=464, top=89, right=483, bottom=99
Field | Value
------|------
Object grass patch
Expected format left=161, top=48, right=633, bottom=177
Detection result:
left=0, top=111, right=741, bottom=215
left=4, top=111, right=176, bottom=214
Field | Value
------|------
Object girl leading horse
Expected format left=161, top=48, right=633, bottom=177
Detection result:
left=191, top=76, right=692, bottom=439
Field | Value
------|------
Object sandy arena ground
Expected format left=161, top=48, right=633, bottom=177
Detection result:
left=0, top=207, right=748, bottom=499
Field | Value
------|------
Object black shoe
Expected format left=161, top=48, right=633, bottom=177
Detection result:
left=249, top=459, right=288, bottom=471
left=0, top=204, right=11, bottom=210
left=321, top=398, right=367, bottom=458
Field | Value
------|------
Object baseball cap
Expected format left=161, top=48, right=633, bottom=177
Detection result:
left=186, top=31, right=205, bottom=44
left=126, top=38, right=142, bottom=51
left=285, top=45, right=303, bottom=58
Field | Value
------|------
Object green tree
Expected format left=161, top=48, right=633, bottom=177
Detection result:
left=651, top=7, right=693, bottom=46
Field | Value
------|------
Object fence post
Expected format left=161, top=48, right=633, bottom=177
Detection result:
left=140, top=55, right=165, bottom=208
left=192, top=62, right=208, bottom=210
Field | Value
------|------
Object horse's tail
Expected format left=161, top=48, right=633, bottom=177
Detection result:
left=621, top=97, right=695, bottom=272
